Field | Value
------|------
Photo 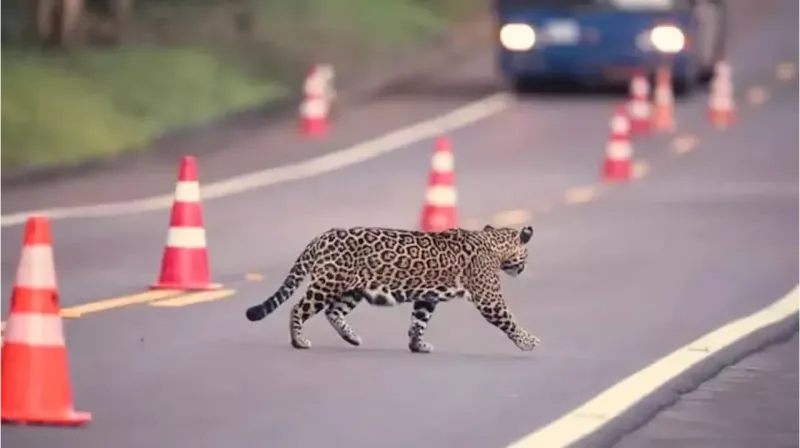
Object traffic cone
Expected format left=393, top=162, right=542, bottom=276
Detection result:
left=708, top=61, right=736, bottom=129
left=1, top=216, right=91, bottom=426
left=651, top=66, right=675, bottom=133
left=298, top=64, right=331, bottom=137
left=601, top=105, right=633, bottom=182
left=627, top=70, right=651, bottom=137
left=151, top=156, right=221, bottom=291
left=316, top=63, right=338, bottom=121
left=420, top=137, right=458, bottom=232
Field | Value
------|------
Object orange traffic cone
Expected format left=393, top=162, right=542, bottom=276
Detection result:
left=708, top=61, right=736, bottom=129
left=627, top=70, right=651, bottom=137
left=1, top=216, right=91, bottom=426
left=420, top=137, right=458, bottom=232
left=298, top=64, right=331, bottom=138
left=651, top=66, right=675, bottom=133
left=601, top=105, right=633, bottom=182
left=151, top=156, right=221, bottom=291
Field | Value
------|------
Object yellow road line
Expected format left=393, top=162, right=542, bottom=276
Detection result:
left=492, top=209, right=531, bottom=227
left=149, top=289, right=236, bottom=308
left=60, top=290, right=183, bottom=318
left=746, top=86, right=768, bottom=105
left=776, top=62, right=796, bottom=81
left=632, top=161, right=650, bottom=179
left=672, top=134, right=698, bottom=155
left=245, top=273, right=264, bottom=282
left=506, top=286, right=799, bottom=448
left=564, top=185, right=598, bottom=205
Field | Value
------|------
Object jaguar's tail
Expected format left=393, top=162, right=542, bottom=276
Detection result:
left=245, top=235, right=321, bottom=322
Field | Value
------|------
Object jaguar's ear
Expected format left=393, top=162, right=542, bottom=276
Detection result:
left=519, top=226, right=534, bottom=244
left=483, top=224, right=495, bottom=231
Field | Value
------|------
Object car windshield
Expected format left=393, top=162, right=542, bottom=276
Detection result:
left=494, top=0, right=684, bottom=11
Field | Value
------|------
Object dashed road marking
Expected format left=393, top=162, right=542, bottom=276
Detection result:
left=492, top=209, right=531, bottom=227
left=245, top=273, right=264, bottom=282
left=564, top=186, right=599, bottom=205
left=672, top=135, right=698, bottom=155
left=632, top=161, right=650, bottom=179
left=746, top=86, right=768, bottom=105
left=149, top=289, right=236, bottom=307
left=505, top=285, right=799, bottom=448
left=777, top=62, right=796, bottom=81
left=60, top=290, right=182, bottom=318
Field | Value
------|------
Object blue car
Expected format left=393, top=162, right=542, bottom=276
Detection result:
left=493, top=0, right=728, bottom=96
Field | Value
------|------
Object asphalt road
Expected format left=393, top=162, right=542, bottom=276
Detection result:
left=615, top=333, right=798, bottom=448
left=2, top=0, right=798, bottom=447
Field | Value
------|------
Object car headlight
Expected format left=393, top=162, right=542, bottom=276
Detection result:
left=499, top=23, right=536, bottom=51
left=650, top=25, right=685, bottom=53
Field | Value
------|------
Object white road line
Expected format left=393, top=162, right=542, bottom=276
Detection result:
left=493, top=209, right=531, bottom=227
left=1, top=94, right=511, bottom=228
left=506, top=285, right=799, bottom=448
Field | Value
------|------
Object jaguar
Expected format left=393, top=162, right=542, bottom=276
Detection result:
left=245, top=224, right=540, bottom=353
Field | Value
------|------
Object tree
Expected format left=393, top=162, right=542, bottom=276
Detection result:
left=34, top=0, right=85, bottom=46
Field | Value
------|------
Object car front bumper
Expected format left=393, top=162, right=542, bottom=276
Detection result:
left=498, top=47, right=692, bottom=82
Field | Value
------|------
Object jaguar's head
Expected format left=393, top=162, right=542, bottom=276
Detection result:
left=483, top=224, right=534, bottom=277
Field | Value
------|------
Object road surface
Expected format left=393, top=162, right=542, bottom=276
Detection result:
left=615, top=333, right=798, bottom=448
left=2, top=0, right=797, bottom=447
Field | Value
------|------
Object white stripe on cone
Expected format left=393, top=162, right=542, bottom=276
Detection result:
left=431, top=151, right=455, bottom=173
left=304, top=73, right=328, bottom=97
left=629, top=100, right=651, bottom=119
left=15, top=245, right=57, bottom=290
left=166, top=227, right=208, bottom=249
left=425, top=186, right=457, bottom=207
left=174, top=181, right=201, bottom=203
left=300, top=98, right=329, bottom=118
left=631, top=77, right=649, bottom=97
left=655, top=86, right=673, bottom=104
left=4, top=313, right=65, bottom=347
left=610, top=115, right=630, bottom=134
left=606, top=141, right=632, bottom=160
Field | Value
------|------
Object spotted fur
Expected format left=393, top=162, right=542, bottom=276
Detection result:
left=245, top=224, right=539, bottom=353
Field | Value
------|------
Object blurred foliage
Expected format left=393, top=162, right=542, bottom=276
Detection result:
left=1, top=0, right=486, bottom=170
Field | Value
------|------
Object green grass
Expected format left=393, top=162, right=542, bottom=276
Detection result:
left=1, top=0, right=484, bottom=171
left=2, top=46, right=285, bottom=169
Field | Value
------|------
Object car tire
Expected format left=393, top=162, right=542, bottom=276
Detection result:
left=510, top=76, right=532, bottom=95
left=673, top=69, right=698, bottom=98
left=698, top=66, right=714, bottom=84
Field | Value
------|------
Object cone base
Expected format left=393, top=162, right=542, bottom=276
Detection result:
left=420, top=209, right=458, bottom=233
left=300, top=120, right=328, bottom=138
left=602, top=159, right=632, bottom=183
left=629, top=120, right=650, bottom=137
left=149, top=282, right=222, bottom=291
left=709, top=113, right=734, bottom=130
left=2, top=409, right=91, bottom=427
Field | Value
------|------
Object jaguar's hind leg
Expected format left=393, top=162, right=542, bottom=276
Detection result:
left=325, top=291, right=364, bottom=347
left=289, top=284, right=328, bottom=349
left=408, top=299, right=439, bottom=353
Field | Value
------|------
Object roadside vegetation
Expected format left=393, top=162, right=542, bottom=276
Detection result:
left=1, top=0, right=485, bottom=171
